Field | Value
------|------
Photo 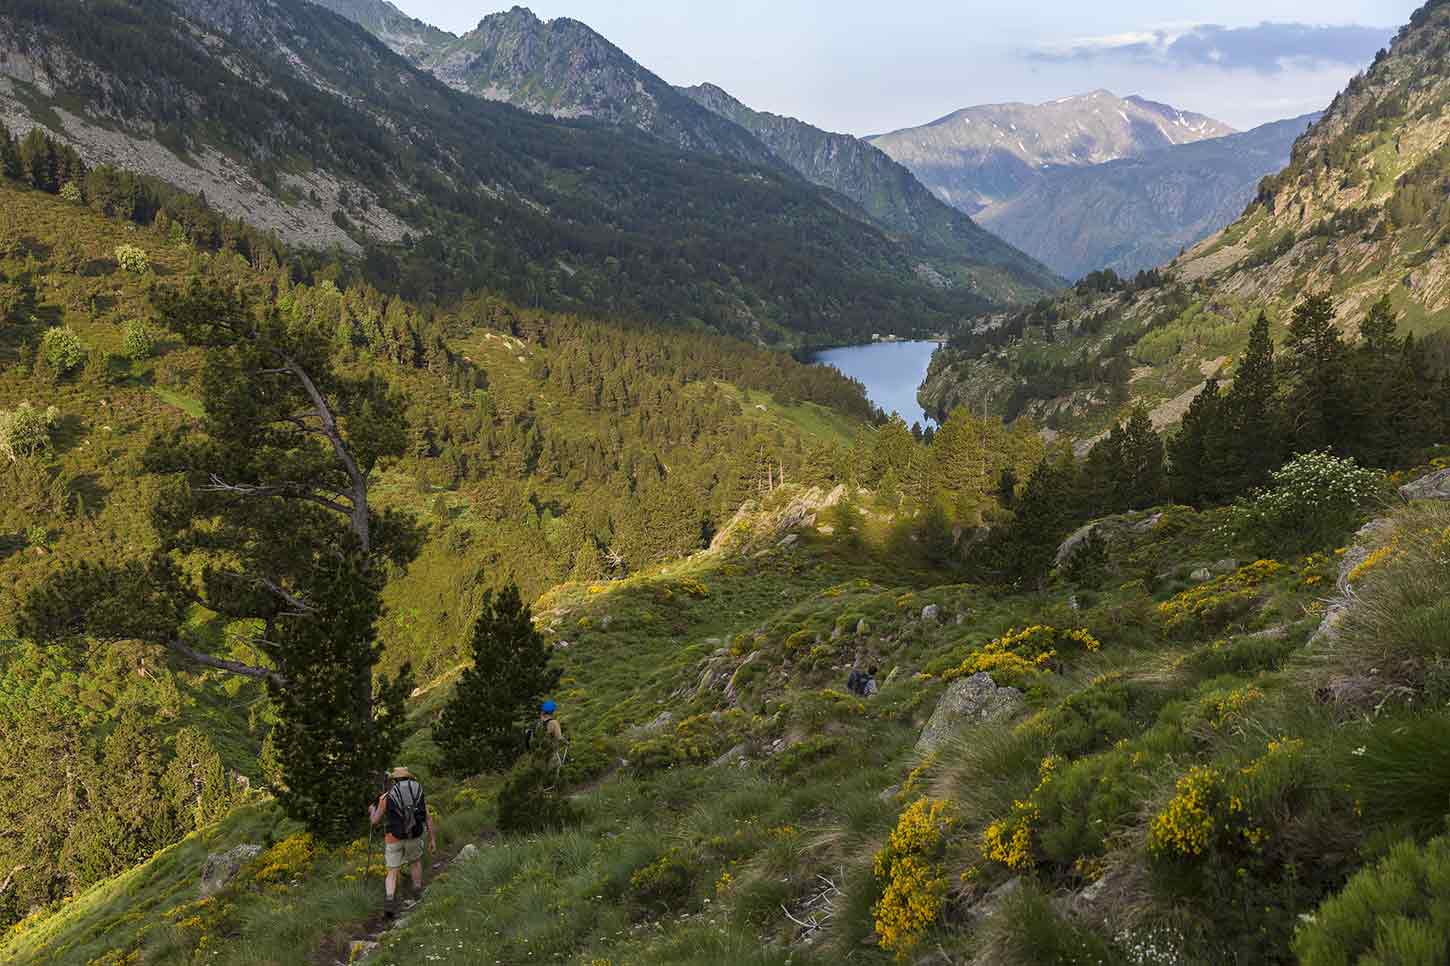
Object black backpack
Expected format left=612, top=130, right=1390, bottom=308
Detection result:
left=846, top=669, right=864, bottom=697
left=387, top=779, right=425, bottom=839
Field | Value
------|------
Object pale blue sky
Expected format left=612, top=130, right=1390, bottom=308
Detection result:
left=390, top=1, right=1423, bottom=132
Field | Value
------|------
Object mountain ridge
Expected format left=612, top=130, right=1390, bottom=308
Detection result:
left=0, top=0, right=1044, bottom=344
left=308, top=0, right=1062, bottom=300
left=869, top=89, right=1236, bottom=214
left=977, top=112, right=1321, bottom=279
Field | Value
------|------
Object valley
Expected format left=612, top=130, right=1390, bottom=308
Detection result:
left=4, top=1, right=1450, bottom=965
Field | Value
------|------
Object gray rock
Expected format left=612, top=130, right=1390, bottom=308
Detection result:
left=778, top=533, right=799, bottom=548
left=916, top=672, right=1025, bottom=752
left=1400, top=467, right=1450, bottom=502
left=878, top=784, right=901, bottom=802
left=921, top=604, right=940, bottom=622
left=1053, top=512, right=1163, bottom=568
left=968, top=876, right=1023, bottom=923
left=200, top=843, right=262, bottom=896
left=1189, top=567, right=1213, bottom=583
left=1212, top=558, right=1239, bottom=574
left=456, top=843, right=480, bottom=862
left=713, top=743, right=750, bottom=767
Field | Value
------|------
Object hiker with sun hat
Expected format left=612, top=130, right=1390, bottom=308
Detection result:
left=367, top=766, right=436, bottom=917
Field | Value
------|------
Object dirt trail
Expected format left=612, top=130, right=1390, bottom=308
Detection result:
left=313, top=839, right=478, bottom=965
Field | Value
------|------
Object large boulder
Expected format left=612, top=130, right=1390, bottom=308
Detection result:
left=1400, top=467, right=1450, bottom=502
left=916, top=673, right=1025, bottom=752
left=200, top=843, right=262, bottom=896
left=1053, top=511, right=1164, bottom=569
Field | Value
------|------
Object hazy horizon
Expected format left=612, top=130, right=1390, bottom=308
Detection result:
left=383, top=1, right=1419, bottom=133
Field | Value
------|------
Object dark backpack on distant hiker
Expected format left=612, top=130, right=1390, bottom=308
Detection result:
left=386, top=779, right=426, bottom=840
left=846, top=669, right=865, bottom=697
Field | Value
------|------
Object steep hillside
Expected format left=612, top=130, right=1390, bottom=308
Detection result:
left=0, top=0, right=1024, bottom=346
left=0, top=169, right=888, bottom=934
left=315, top=2, right=1060, bottom=305
left=978, top=113, right=1320, bottom=280
left=870, top=90, right=1234, bottom=214
left=921, top=0, right=1450, bottom=438
left=681, top=82, right=1061, bottom=291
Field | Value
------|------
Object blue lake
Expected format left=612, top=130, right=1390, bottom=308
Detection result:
left=811, top=340, right=941, bottom=427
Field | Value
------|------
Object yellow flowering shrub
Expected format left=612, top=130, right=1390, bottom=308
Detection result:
left=1149, top=766, right=1223, bottom=858
left=250, top=833, right=316, bottom=885
left=980, top=755, right=1058, bottom=872
left=873, top=798, right=956, bottom=958
left=1207, top=685, right=1266, bottom=728
left=675, top=577, right=710, bottom=598
left=1158, top=560, right=1282, bottom=633
left=1347, top=543, right=1397, bottom=583
left=942, top=626, right=1101, bottom=686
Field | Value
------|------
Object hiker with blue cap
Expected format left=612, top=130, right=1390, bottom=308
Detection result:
left=529, top=699, right=567, bottom=773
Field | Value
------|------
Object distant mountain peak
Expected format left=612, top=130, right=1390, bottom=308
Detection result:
left=869, top=90, right=1236, bottom=214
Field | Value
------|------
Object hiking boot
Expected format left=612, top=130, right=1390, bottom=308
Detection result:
left=383, top=894, right=398, bottom=919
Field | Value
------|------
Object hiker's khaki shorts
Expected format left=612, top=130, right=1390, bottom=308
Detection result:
left=384, top=837, right=424, bottom=869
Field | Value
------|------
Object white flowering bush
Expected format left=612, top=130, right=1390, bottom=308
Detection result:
left=113, top=243, right=150, bottom=274
left=1231, top=451, right=1383, bottom=554
left=0, top=401, right=59, bottom=462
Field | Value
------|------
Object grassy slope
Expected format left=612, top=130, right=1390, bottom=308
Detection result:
left=17, top=469, right=1446, bottom=964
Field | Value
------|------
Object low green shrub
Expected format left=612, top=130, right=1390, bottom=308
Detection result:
left=122, top=318, right=155, bottom=360
left=1294, top=834, right=1450, bottom=965
left=974, top=882, right=1124, bottom=966
left=496, top=754, right=577, bottom=835
left=40, top=326, right=85, bottom=375
left=627, top=848, right=696, bottom=913
left=0, top=401, right=59, bottom=462
left=1345, top=714, right=1450, bottom=838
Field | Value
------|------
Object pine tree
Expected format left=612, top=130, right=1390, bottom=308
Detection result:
left=991, top=456, right=1074, bottom=587
left=1168, top=378, right=1222, bottom=506
left=435, top=583, right=561, bottom=777
left=1220, top=312, right=1281, bottom=494
left=1115, top=404, right=1165, bottom=510
left=20, top=280, right=417, bottom=844
left=1284, top=293, right=1349, bottom=453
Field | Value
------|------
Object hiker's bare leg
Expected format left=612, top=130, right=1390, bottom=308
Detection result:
left=410, top=858, right=424, bottom=891
left=385, top=867, right=399, bottom=899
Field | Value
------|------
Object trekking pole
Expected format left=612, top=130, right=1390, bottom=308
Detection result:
left=364, top=772, right=384, bottom=883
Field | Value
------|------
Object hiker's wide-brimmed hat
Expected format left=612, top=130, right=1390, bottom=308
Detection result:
left=387, top=766, right=416, bottom=781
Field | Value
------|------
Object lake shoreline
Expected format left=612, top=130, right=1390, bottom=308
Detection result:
left=809, top=340, right=944, bottom=428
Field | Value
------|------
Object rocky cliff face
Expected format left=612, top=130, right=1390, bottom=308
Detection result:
left=977, top=113, right=1320, bottom=279
left=869, top=90, right=1235, bottom=215
left=306, top=0, right=451, bottom=62
left=414, top=6, right=785, bottom=171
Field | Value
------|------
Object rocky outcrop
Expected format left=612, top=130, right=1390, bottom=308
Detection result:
left=1399, top=467, right=1450, bottom=502
left=1053, top=512, right=1165, bottom=569
left=200, top=844, right=262, bottom=896
left=916, top=673, right=1024, bottom=752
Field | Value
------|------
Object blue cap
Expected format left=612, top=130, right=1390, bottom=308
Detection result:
left=541, top=699, right=557, bottom=714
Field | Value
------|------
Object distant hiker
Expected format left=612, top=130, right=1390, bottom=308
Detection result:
left=530, top=699, right=567, bottom=771
left=847, top=665, right=880, bottom=698
left=368, top=766, right=436, bottom=917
